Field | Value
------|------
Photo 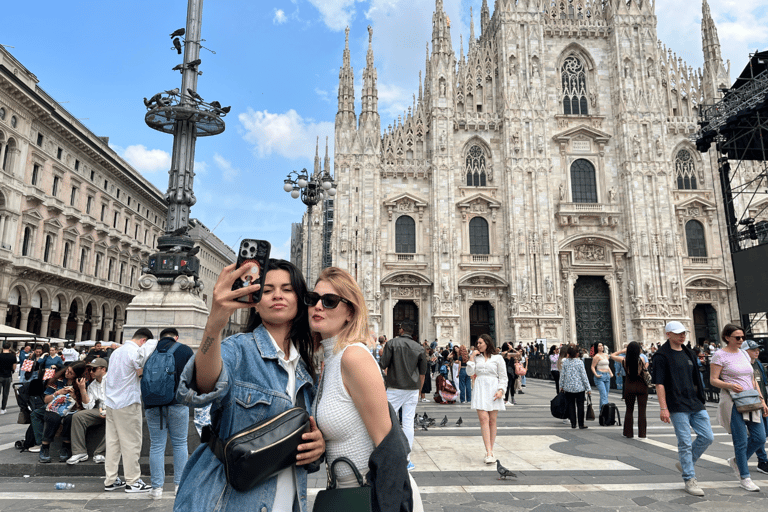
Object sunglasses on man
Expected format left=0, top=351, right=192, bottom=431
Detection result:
left=303, top=292, right=352, bottom=309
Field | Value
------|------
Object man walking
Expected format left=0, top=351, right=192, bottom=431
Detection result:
left=742, top=339, right=768, bottom=474
left=654, top=321, right=714, bottom=496
left=380, top=323, right=427, bottom=471
left=0, top=343, right=16, bottom=414
left=103, top=328, right=154, bottom=493
left=142, top=327, right=193, bottom=499
left=67, top=358, right=109, bottom=465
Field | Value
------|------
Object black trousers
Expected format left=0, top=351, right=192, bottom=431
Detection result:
left=0, top=376, right=11, bottom=410
left=551, top=370, right=560, bottom=395
left=43, top=411, right=73, bottom=443
left=504, top=373, right=516, bottom=402
left=565, top=391, right=586, bottom=428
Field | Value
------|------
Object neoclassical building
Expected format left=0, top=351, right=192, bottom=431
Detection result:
left=0, top=47, right=241, bottom=344
left=307, top=0, right=749, bottom=349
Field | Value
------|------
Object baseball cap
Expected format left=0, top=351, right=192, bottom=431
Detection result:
left=664, top=321, right=686, bottom=334
left=87, top=358, right=108, bottom=368
left=741, top=340, right=761, bottom=351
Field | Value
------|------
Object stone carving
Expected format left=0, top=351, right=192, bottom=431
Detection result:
left=640, top=232, right=649, bottom=257
left=628, top=280, right=635, bottom=297
left=655, top=136, right=662, bottom=156
left=629, top=232, right=637, bottom=257
left=508, top=295, right=518, bottom=316
left=364, top=229, right=372, bottom=253
left=397, top=200, right=414, bottom=212
left=645, top=280, right=655, bottom=302
left=559, top=182, right=566, bottom=200
left=364, top=271, right=372, bottom=295
left=574, top=243, right=606, bottom=261
left=671, top=278, right=680, bottom=302
left=632, top=135, right=640, bottom=156
left=440, top=229, right=449, bottom=254
left=664, top=231, right=673, bottom=257
left=608, top=187, right=616, bottom=203
left=340, top=226, right=349, bottom=253
left=512, top=132, right=521, bottom=153
left=521, top=277, right=529, bottom=304
left=536, top=135, right=544, bottom=154
left=545, top=276, right=554, bottom=301
left=442, top=274, right=450, bottom=300
left=518, top=229, right=525, bottom=255
left=391, top=275, right=421, bottom=284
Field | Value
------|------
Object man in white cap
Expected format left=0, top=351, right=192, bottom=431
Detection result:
left=654, top=320, right=714, bottom=496
left=742, top=339, right=768, bottom=474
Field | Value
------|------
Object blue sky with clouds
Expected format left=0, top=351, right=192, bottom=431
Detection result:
left=3, top=0, right=765, bottom=259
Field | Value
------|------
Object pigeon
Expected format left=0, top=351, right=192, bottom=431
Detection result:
left=188, top=58, right=201, bottom=67
left=187, top=245, right=200, bottom=257
left=426, top=418, right=436, bottom=427
left=149, top=93, right=162, bottom=105
left=422, top=412, right=429, bottom=421
left=168, top=226, right=189, bottom=237
left=210, top=100, right=221, bottom=109
left=456, top=416, right=463, bottom=427
left=187, top=89, right=203, bottom=101
left=221, top=106, right=231, bottom=114
left=143, top=97, right=153, bottom=108
left=172, top=38, right=182, bottom=54
left=170, top=28, right=185, bottom=38
left=165, top=88, right=180, bottom=96
left=172, top=63, right=184, bottom=71
left=420, top=422, right=429, bottom=431
left=496, top=460, right=516, bottom=480
left=439, top=415, right=448, bottom=427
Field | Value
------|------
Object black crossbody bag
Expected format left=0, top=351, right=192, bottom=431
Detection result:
left=203, top=390, right=310, bottom=493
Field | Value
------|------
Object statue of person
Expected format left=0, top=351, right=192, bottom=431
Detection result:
left=545, top=276, right=554, bottom=301
left=559, top=182, right=566, bottom=201
left=608, top=187, right=616, bottom=204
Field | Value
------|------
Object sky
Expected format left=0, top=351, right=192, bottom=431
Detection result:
left=2, top=0, right=765, bottom=260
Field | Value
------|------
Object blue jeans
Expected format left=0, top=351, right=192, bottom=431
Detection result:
left=730, top=404, right=767, bottom=478
left=459, top=368, right=472, bottom=403
left=614, top=360, right=624, bottom=390
left=755, top=416, right=768, bottom=463
left=670, top=409, right=715, bottom=481
left=594, top=373, right=611, bottom=408
left=146, top=404, right=190, bottom=488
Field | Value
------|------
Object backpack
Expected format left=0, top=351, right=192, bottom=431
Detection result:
left=598, top=403, right=621, bottom=426
left=141, top=342, right=181, bottom=407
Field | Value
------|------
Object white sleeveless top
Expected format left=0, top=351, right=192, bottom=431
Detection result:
left=315, top=337, right=377, bottom=478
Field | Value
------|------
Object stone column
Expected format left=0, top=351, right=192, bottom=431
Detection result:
left=59, top=316, right=67, bottom=339
left=75, top=317, right=84, bottom=343
left=0, top=303, right=7, bottom=326
left=18, top=306, right=31, bottom=332
left=40, top=309, right=51, bottom=338
left=90, top=316, right=101, bottom=341
left=0, top=215, right=6, bottom=246
left=103, top=316, right=114, bottom=342
left=114, top=321, right=124, bottom=344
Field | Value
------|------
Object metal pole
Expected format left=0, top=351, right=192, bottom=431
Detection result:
left=307, top=205, right=313, bottom=284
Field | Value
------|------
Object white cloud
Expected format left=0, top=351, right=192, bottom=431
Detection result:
left=238, top=108, right=334, bottom=160
left=315, top=87, right=333, bottom=103
left=273, top=8, right=288, bottom=24
left=213, top=153, right=239, bottom=182
left=120, top=144, right=171, bottom=173
left=307, top=0, right=363, bottom=31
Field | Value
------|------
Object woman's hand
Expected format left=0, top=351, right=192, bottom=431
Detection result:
left=762, top=402, right=768, bottom=417
left=493, top=389, right=504, bottom=401
left=76, top=377, right=87, bottom=391
left=731, top=383, right=744, bottom=393
left=296, top=416, right=325, bottom=465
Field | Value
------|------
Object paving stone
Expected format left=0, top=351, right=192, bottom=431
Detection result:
left=632, top=496, right=658, bottom=506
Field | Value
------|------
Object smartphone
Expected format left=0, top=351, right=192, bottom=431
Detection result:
left=232, top=239, right=271, bottom=303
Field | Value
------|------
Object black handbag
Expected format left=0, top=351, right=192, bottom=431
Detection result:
left=586, top=395, right=595, bottom=421
left=313, top=457, right=372, bottom=512
left=550, top=392, right=568, bottom=420
left=204, top=390, right=310, bottom=493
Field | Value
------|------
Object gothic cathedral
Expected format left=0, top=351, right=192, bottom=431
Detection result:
left=323, top=0, right=738, bottom=349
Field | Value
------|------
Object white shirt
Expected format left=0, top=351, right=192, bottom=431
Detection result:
left=84, top=377, right=106, bottom=411
left=104, top=340, right=144, bottom=410
left=61, top=347, right=79, bottom=363
left=266, top=330, right=300, bottom=512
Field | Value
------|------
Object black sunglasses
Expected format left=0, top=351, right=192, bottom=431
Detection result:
left=303, top=292, right=352, bottom=309
left=732, top=335, right=745, bottom=340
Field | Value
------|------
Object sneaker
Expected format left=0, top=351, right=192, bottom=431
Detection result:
left=125, top=479, right=152, bottom=493
left=728, top=457, right=741, bottom=479
left=757, top=460, right=768, bottom=475
left=484, top=455, right=495, bottom=464
left=38, top=445, right=51, bottom=463
left=740, top=477, right=760, bottom=492
left=518, top=390, right=525, bottom=394
left=684, top=478, right=705, bottom=496
left=579, top=425, right=589, bottom=429
left=105, top=477, right=126, bottom=491
left=406, top=461, right=415, bottom=472
left=59, top=445, right=72, bottom=462
left=93, top=454, right=105, bottom=464
left=28, top=445, right=40, bottom=453
left=149, top=487, right=163, bottom=500
left=675, top=462, right=683, bottom=473
left=175, top=484, right=179, bottom=495
left=66, top=453, right=88, bottom=465
left=0, top=409, right=5, bottom=414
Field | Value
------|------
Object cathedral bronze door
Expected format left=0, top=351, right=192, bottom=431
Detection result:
left=573, top=276, right=614, bottom=351
left=393, top=300, right=418, bottom=340
left=693, top=304, right=718, bottom=346
left=469, top=301, right=495, bottom=345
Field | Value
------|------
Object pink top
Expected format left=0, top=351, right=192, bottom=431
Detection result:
left=711, top=349, right=754, bottom=392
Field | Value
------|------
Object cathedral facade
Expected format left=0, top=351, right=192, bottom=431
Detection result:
left=318, top=0, right=740, bottom=349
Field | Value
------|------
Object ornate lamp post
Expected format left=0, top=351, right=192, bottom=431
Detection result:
left=283, top=167, right=336, bottom=283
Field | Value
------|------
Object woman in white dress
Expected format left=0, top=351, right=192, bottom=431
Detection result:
left=467, top=334, right=508, bottom=464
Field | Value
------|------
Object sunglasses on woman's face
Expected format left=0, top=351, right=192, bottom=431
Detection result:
left=731, top=335, right=745, bottom=340
left=303, top=292, right=351, bottom=309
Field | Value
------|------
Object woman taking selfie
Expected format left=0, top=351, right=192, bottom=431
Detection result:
left=710, top=324, right=767, bottom=492
left=610, top=342, right=648, bottom=438
left=175, top=259, right=325, bottom=512
left=309, top=267, right=422, bottom=511
left=467, top=334, right=507, bottom=464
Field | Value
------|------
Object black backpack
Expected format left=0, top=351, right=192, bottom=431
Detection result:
left=598, top=403, right=621, bottom=426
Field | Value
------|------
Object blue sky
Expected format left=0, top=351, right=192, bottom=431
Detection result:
left=3, top=0, right=765, bottom=259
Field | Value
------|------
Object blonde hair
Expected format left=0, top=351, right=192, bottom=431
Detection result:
left=315, top=267, right=371, bottom=353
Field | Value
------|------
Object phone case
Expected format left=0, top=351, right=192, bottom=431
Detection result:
left=232, top=239, right=271, bottom=303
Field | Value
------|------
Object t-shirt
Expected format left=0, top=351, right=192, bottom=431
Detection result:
left=752, top=360, right=767, bottom=403
left=0, top=352, right=16, bottom=378
left=654, top=347, right=704, bottom=413
left=38, top=355, right=64, bottom=369
left=142, top=338, right=194, bottom=409
left=711, top=349, right=755, bottom=392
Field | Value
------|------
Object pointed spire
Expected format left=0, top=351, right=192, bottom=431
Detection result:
left=418, top=70, right=423, bottom=103
left=314, top=137, right=321, bottom=176
left=323, top=136, right=330, bottom=173
left=361, top=25, right=379, bottom=117
left=431, top=0, right=453, bottom=57
left=481, top=0, right=490, bottom=35
left=701, top=0, right=730, bottom=100
left=470, top=7, right=475, bottom=44
left=337, top=26, right=355, bottom=118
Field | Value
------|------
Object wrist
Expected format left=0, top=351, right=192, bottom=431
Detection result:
left=660, top=407, right=668, bottom=411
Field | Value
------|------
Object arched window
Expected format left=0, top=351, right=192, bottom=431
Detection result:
left=686, top=220, right=707, bottom=257
left=561, top=56, right=589, bottom=116
left=22, top=227, right=31, bottom=256
left=79, top=248, right=87, bottom=273
left=469, top=217, right=490, bottom=254
left=62, top=242, right=70, bottom=268
left=94, top=254, right=101, bottom=278
left=465, top=145, right=487, bottom=186
left=570, top=159, right=598, bottom=203
left=395, top=215, right=416, bottom=253
left=43, top=235, right=52, bottom=262
left=675, top=149, right=697, bottom=189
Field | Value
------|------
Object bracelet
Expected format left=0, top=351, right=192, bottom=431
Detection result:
left=660, top=408, right=668, bottom=411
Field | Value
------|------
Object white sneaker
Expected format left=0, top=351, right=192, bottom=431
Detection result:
left=28, top=445, right=40, bottom=453
left=93, top=454, right=105, bottom=464
left=484, top=455, right=495, bottom=464
left=149, top=487, right=163, bottom=500
left=125, top=479, right=152, bottom=493
left=0, top=409, right=6, bottom=414
left=740, top=477, right=760, bottom=492
left=728, top=457, right=741, bottom=479
left=684, top=478, right=705, bottom=496
left=66, top=453, right=88, bottom=465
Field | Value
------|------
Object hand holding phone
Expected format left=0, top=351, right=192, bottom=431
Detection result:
left=231, top=239, right=271, bottom=303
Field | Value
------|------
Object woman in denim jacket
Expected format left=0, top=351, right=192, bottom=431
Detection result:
left=560, top=344, right=592, bottom=429
left=175, top=259, right=325, bottom=511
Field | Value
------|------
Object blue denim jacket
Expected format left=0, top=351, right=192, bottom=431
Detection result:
left=174, top=325, right=315, bottom=512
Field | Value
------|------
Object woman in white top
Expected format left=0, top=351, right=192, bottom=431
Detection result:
left=467, top=334, right=508, bottom=464
left=309, top=267, right=423, bottom=510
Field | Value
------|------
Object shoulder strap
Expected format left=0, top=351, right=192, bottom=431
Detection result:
left=166, top=342, right=181, bottom=356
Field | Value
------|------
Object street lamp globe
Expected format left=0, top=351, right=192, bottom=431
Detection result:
left=290, top=187, right=300, bottom=199
left=283, top=179, right=293, bottom=192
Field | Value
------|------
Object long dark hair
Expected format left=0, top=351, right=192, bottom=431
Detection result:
left=50, top=361, right=88, bottom=406
left=478, top=334, right=499, bottom=358
left=244, top=259, right=315, bottom=379
left=625, top=341, right=642, bottom=378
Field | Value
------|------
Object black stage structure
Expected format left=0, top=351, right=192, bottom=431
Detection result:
left=696, top=50, right=768, bottom=342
